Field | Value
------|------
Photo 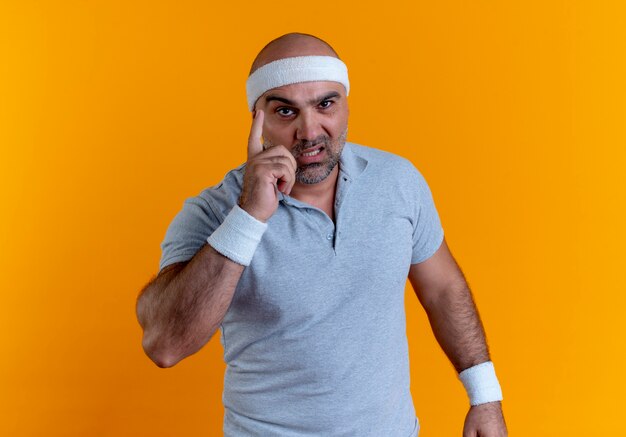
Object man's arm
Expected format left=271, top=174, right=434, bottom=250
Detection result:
left=408, top=237, right=489, bottom=371
left=136, top=109, right=297, bottom=369
left=409, top=237, right=507, bottom=436
left=136, top=244, right=245, bottom=368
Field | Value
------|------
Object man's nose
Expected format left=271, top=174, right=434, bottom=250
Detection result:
left=296, top=110, right=323, bottom=142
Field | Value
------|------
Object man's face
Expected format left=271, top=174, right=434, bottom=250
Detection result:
left=257, top=81, right=349, bottom=185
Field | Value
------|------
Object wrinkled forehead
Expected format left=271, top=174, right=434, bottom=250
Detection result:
left=258, top=81, right=347, bottom=107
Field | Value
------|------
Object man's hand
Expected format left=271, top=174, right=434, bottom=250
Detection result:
left=238, top=109, right=297, bottom=222
left=463, top=401, right=508, bottom=437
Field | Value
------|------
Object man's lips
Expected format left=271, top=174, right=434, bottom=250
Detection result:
left=297, top=143, right=325, bottom=156
left=297, top=145, right=325, bottom=163
left=301, top=146, right=323, bottom=157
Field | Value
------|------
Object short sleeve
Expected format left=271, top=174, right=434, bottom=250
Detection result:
left=410, top=168, right=445, bottom=264
left=159, top=196, right=222, bottom=272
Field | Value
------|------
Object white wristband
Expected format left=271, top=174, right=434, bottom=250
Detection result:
left=206, top=204, right=268, bottom=266
left=458, top=361, right=503, bottom=406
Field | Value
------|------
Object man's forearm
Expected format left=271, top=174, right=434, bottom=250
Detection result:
left=422, top=282, right=490, bottom=373
left=137, top=244, right=244, bottom=367
left=409, top=243, right=505, bottom=430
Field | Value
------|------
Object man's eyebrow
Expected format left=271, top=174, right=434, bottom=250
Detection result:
left=265, top=91, right=341, bottom=107
left=314, top=92, right=341, bottom=104
left=265, top=95, right=294, bottom=105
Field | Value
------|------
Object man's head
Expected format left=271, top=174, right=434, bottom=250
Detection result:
left=247, top=33, right=349, bottom=185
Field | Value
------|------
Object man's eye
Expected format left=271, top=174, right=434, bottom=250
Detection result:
left=319, top=100, right=334, bottom=109
left=277, top=107, right=295, bottom=116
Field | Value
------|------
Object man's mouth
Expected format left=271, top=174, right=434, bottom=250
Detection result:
left=301, top=146, right=324, bottom=157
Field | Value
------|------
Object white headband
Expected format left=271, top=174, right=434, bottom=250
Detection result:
left=246, top=55, right=350, bottom=112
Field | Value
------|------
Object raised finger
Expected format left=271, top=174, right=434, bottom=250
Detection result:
left=247, top=109, right=264, bottom=159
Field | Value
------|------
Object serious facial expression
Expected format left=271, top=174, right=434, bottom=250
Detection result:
left=257, top=81, right=349, bottom=185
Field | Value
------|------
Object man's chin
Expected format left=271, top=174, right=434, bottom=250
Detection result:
left=296, top=162, right=335, bottom=185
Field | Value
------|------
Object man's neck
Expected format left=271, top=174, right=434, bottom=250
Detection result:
left=289, top=164, right=340, bottom=219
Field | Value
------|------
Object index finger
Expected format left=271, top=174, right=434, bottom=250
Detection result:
left=247, top=109, right=264, bottom=159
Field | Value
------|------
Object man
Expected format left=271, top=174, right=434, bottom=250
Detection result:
left=136, top=33, right=507, bottom=436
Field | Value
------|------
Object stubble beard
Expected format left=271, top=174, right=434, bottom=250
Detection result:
left=263, top=129, right=348, bottom=185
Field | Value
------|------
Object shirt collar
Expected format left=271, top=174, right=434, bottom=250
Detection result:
left=338, top=142, right=368, bottom=181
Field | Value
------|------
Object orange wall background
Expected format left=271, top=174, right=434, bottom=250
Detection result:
left=1, top=1, right=624, bottom=435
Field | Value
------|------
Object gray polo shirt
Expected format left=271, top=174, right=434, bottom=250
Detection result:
left=160, top=142, right=444, bottom=436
